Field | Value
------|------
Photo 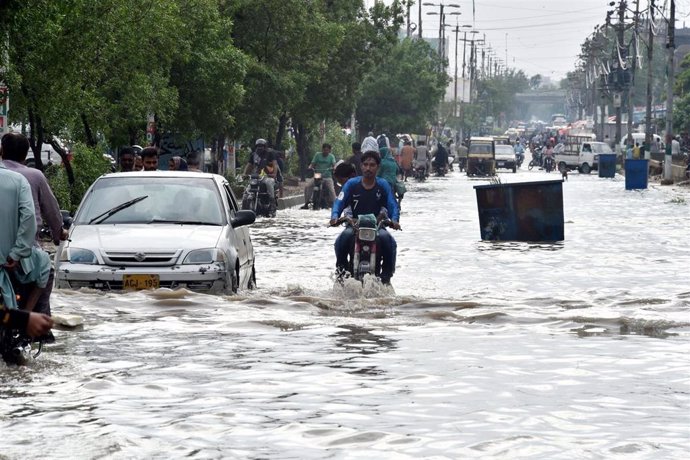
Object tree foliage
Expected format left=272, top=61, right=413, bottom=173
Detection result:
left=356, top=38, right=448, bottom=135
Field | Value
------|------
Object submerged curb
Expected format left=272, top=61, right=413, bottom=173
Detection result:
left=278, top=194, right=304, bottom=210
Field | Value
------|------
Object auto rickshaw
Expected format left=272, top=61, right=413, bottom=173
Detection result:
left=467, top=137, right=496, bottom=177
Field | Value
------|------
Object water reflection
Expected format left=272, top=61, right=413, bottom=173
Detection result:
left=327, top=325, right=397, bottom=376
left=476, top=240, right=565, bottom=252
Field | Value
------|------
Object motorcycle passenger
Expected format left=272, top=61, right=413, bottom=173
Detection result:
left=377, top=139, right=404, bottom=204
left=361, top=132, right=378, bottom=153
left=399, top=140, right=415, bottom=181
left=243, top=138, right=278, bottom=207
left=433, top=141, right=449, bottom=173
left=414, top=140, right=431, bottom=175
left=302, top=143, right=337, bottom=209
left=330, top=150, right=401, bottom=284
left=543, top=143, right=555, bottom=169
left=347, top=142, right=363, bottom=176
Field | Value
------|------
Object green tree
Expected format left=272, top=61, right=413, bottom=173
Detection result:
left=474, top=69, right=529, bottom=128
left=356, top=37, right=448, bottom=135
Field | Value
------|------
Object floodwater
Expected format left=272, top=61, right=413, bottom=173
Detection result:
left=2, top=166, right=689, bottom=459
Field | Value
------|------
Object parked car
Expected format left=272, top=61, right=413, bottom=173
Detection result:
left=494, top=144, right=517, bottom=173
left=55, top=171, right=256, bottom=294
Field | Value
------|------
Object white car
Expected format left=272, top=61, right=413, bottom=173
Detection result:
left=55, top=171, right=256, bottom=294
left=494, top=144, right=517, bottom=173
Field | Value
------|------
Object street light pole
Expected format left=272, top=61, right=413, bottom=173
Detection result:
left=438, top=5, right=444, bottom=59
left=625, top=0, right=640, bottom=153
left=664, top=0, right=675, bottom=181
left=454, top=24, right=459, bottom=117
left=645, top=0, right=655, bottom=155
left=418, top=0, right=423, bottom=38
left=614, top=0, right=625, bottom=152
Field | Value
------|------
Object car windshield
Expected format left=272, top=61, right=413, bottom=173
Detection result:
left=495, top=145, right=514, bottom=154
left=469, top=143, right=492, bottom=154
left=591, top=143, right=613, bottom=154
left=76, top=176, right=225, bottom=225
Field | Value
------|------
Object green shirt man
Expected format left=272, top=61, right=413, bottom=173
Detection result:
left=310, top=145, right=336, bottom=179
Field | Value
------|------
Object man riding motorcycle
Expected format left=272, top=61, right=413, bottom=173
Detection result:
left=514, top=142, right=525, bottom=167
left=330, top=150, right=401, bottom=285
left=243, top=138, right=278, bottom=210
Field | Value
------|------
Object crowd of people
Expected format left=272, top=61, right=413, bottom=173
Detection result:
left=116, top=146, right=203, bottom=173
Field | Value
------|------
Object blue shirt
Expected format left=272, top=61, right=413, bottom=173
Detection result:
left=331, top=177, right=399, bottom=222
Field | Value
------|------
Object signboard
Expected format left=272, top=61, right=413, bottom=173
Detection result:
left=146, top=113, right=156, bottom=144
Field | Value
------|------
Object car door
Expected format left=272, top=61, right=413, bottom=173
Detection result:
left=222, top=181, right=253, bottom=284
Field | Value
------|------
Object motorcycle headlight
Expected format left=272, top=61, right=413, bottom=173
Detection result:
left=358, top=228, right=377, bottom=242
left=182, top=248, right=226, bottom=264
left=60, top=248, right=98, bottom=264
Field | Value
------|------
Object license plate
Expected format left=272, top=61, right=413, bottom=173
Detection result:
left=497, top=161, right=505, bottom=167
left=122, top=274, right=160, bottom=290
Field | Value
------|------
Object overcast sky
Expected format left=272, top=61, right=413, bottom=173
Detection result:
left=368, top=0, right=690, bottom=82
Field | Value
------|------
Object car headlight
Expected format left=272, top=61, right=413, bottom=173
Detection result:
left=182, top=248, right=226, bottom=264
left=60, top=248, right=98, bottom=264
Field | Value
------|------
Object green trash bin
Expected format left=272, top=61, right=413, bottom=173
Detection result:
left=598, top=154, right=617, bottom=178
left=624, top=159, right=648, bottom=190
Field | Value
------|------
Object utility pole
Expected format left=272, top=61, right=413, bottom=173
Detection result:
left=626, top=0, right=640, bottom=152
left=437, top=5, right=444, bottom=58
left=615, top=0, right=626, bottom=152
left=664, top=0, right=675, bottom=181
left=418, top=0, right=423, bottom=38
left=469, top=37, right=476, bottom=104
left=453, top=24, right=459, bottom=117
left=645, top=0, right=655, bottom=156
left=406, top=1, right=411, bottom=38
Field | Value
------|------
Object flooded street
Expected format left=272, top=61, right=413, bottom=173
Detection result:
left=2, top=168, right=689, bottom=459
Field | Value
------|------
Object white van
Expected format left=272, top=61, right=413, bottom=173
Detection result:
left=619, top=133, right=663, bottom=151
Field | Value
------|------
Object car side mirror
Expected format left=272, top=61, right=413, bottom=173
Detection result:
left=231, top=210, right=256, bottom=228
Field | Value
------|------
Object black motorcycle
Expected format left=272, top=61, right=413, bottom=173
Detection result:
left=515, top=151, right=525, bottom=168
left=433, top=162, right=447, bottom=177
left=1, top=280, right=48, bottom=365
left=528, top=147, right=543, bottom=170
left=413, top=165, right=427, bottom=181
left=241, top=174, right=277, bottom=218
left=308, top=171, right=331, bottom=211
left=544, top=155, right=555, bottom=173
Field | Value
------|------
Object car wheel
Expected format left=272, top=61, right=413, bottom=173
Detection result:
left=248, top=266, right=257, bottom=290
left=581, top=163, right=591, bottom=174
left=558, top=162, right=567, bottom=173
left=512, top=164, right=517, bottom=173
left=231, top=270, right=239, bottom=294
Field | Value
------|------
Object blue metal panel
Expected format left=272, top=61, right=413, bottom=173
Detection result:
left=474, top=180, right=564, bottom=241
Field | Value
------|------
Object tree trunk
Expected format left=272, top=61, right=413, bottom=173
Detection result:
left=294, top=121, right=310, bottom=181
left=49, top=138, right=75, bottom=184
left=26, top=105, right=44, bottom=171
left=212, top=135, right=224, bottom=174
left=81, top=113, right=97, bottom=147
left=129, top=127, right=138, bottom=146
left=274, top=111, right=288, bottom=149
